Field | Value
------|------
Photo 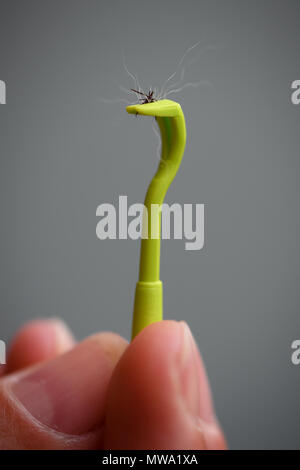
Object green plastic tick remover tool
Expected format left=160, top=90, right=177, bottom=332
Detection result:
left=126, top=100, right=186, bottom=339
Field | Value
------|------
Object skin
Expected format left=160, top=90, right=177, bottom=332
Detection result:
left=0, top=319, right=226, bottom=450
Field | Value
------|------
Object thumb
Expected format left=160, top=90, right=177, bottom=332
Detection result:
left=0, top=332, right=127, bottom=449
left=104, top=321, right=226, bottom=450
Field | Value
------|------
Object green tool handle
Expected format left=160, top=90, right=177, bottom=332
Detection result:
left=131, top=281, right=162, bottom=339
left=126, top=100, right=186, bottom=339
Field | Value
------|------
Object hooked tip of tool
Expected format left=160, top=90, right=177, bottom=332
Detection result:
left=126, top=99, right=182, bottom=118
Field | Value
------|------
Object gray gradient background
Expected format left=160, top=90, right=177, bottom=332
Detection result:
left=0, top=0, right=299, bottom=449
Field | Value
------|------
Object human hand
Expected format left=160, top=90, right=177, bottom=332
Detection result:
left=0, top=319, right=226, bottom=449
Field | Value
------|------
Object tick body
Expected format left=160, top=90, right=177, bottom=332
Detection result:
left=131, top=88, right=156, bottom=104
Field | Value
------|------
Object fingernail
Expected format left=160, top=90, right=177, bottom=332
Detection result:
left=176, top=322, right=215, bottom=423
left=47, top=318, right=75, bottom=352
left=11, top=335, right=120, bottom=435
